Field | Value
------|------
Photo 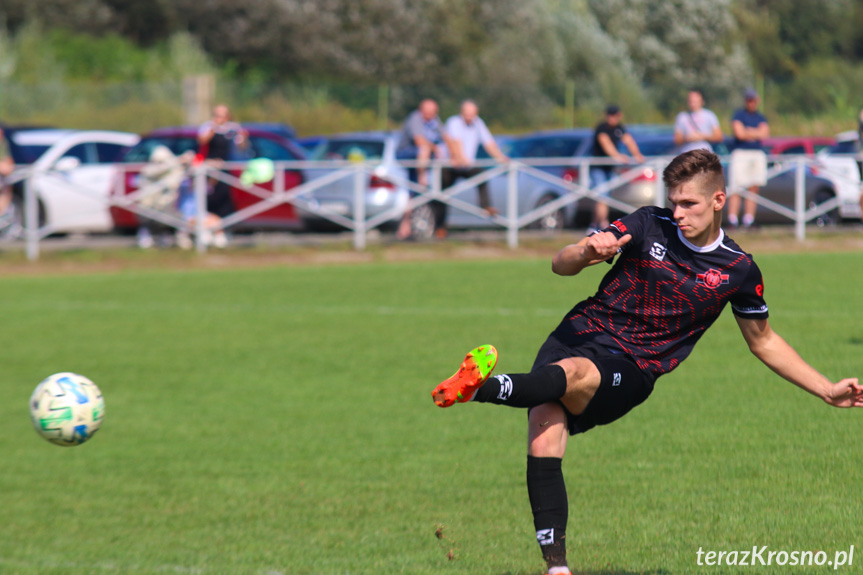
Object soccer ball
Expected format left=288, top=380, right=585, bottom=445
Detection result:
left=29, top=372, right=105, bottom=446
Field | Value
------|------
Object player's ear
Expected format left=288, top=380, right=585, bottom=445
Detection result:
left=713, top=189, right=726, bottom=211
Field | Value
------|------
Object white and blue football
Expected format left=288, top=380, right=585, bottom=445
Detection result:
left=29, top=372, right=105, bottom=446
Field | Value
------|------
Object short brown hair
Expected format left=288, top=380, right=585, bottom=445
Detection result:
left=662, top=149, right=725, bottom=195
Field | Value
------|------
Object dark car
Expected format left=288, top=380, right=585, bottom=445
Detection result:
left=111, top=126, right=307, bottom=232
left=579, top=130, right=851, bottom=227
left=496, top=128, right=672, bottom=228
left=295, top=136, right=327, bottom=158
left=591, top=132, right=851, bottom=227
left=714, top=137, right=852, bottom=226
left=438, top=127, right=672, bottom=231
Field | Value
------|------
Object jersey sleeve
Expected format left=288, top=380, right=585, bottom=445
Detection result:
left=730, top=260, right=769, bottom=319
left=606, top=206, right=652, bottom=241
left=599, top=206, right=654, bottom=262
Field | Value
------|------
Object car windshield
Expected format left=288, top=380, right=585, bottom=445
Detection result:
left=311, top=140, right=385, bottom=161
left=123, top=137, right=199, bottom=162
left=506, top=136, right=585, bottom=159
left=247, top=136, right=301, bottom=161
left=829, top=140, right=858, bottom=154
left=13, top=144, right=51, bottom=163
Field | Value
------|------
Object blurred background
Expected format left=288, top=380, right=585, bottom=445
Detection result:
left=3, top=0, right=863, bottom=136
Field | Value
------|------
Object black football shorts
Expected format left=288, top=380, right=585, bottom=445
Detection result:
left=532, top=332, right=655, bottom=435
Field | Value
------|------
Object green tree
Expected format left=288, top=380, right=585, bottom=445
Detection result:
left=590, top=0, right=752, bottom=112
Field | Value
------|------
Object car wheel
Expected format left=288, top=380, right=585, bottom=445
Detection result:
left=810, top=188, right=838, bottom=227
left=410, top=203, right=435, bottom=240
left=531, top=194, right=565, bottom=232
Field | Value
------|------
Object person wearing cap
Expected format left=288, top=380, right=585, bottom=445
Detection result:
left=673, top=89, right=723, bottom=154
left=588, top=105, right=645, bottom=232
left=728, top=88, right=769, bottom=229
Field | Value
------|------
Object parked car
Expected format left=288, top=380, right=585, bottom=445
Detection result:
left=571, top=129, right=677, bottom=226
left=296, top=132, right=411, bottom=231
left=577, top=130, right=857, bottom=227
left=762, top=136, right=835, bottom=156
left=2, top=128, right=139, bottom=233
left=111, top=126, right=307, bottom=232
left=718, top=137, right=859, bottom=226
left=434, top=129, right=591, bottom=233
left=295, top=136, right=326, bottom=158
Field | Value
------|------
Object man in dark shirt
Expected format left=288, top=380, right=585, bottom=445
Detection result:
left=728, top=89, right=769, bottom=229
left=589, top=105, right=644, bottom=231
left=431, top=149, right=862, bottom=575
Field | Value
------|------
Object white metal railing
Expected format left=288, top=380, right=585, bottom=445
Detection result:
left=2, top=153, right=860, bottom=260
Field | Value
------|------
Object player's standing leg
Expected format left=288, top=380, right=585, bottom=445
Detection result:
left=528, top=402, right=572, bottom=574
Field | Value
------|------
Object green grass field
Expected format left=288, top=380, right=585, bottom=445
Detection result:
left=0, top=251, right=861, bottom=575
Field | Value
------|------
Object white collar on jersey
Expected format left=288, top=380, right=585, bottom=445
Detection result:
left=676, top=226, right=725, bottom=253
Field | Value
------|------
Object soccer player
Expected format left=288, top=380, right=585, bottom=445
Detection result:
left=431, top=149, right=863, bottom=575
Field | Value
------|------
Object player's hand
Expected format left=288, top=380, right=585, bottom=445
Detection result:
left=584, top=231, right=631, bottom=261
left=823, top=378, right=863, bottom=408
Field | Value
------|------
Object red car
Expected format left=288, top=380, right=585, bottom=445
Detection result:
left=762, top=136, right=836, bottom=156
left=111, top=126, right=307, bottom=232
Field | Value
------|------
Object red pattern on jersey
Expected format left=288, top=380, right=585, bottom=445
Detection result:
left=568, top=251, right=749, bottom=376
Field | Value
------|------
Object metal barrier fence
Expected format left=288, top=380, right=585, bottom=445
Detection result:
left=3, top=153, right=860, bottom=260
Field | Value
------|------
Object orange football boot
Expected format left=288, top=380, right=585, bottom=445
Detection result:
left=432, top=345, right=498, bottom=407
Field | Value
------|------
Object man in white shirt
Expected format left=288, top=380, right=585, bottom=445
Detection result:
left=673, top=90, right=723, bottom=153
left=436, top=100, right=508, bottom=238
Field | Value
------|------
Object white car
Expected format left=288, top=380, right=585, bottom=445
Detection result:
left=9, top=129, right=140, bottom=233
left=815, top=131, right=863, bottom=222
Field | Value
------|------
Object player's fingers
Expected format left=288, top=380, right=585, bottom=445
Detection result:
left=617, top=234, right=632, bottom=247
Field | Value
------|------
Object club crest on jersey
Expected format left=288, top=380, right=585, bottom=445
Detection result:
left=696, top=268, right=730, bottom=288
left=649, top=242, right=667, bottom=261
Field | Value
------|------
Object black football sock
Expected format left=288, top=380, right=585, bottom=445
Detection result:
left=527, top=455, right=568, bottom=570
left=472, top=364, right=567, bottom=408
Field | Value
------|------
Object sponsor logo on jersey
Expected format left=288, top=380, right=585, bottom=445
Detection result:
left=696, top=268, right=730, bottom=289
left=612, top=372, right=622, bottom=386
left=536, top=528, right=555, bottom=546
left=649, top=242, right=667, bottom=261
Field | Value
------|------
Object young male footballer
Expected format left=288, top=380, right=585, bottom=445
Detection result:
left=431, top=149, right=863, bottom=575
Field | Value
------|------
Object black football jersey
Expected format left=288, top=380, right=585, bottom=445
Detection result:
left=557, top=206, right=768, bottom=377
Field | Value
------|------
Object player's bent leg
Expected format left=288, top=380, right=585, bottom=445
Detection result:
left=527, top=403, right=570, bottom=573
left=554, top=356, right=602, bottom=416
left=431, top=345, right=498, bottom=407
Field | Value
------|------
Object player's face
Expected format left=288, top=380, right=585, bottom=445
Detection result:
left=668, top=179, right=724, bottom=245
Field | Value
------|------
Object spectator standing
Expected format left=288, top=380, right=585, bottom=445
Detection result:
left=727, top=88, right=769, bottom=229
left=395, top=99, right=458, bottom=239
left=673, top=90, right=723, bottom=153
left=0, top=127, right=15, bottom=231
left=589, top=105, right=644, bottom=232
left=436, top=99, right=509, bottom=238
left=197, top=104, right=248, bottom=248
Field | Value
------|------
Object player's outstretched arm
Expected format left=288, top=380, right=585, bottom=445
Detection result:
left=736, top=316, right=863, bottom=408
left=552, top=232, right=631, bottom=276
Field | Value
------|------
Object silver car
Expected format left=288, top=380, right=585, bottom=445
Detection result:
left=298, top=132, right=410, bottom=231
left=433, top=131, right=587, bottom=233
